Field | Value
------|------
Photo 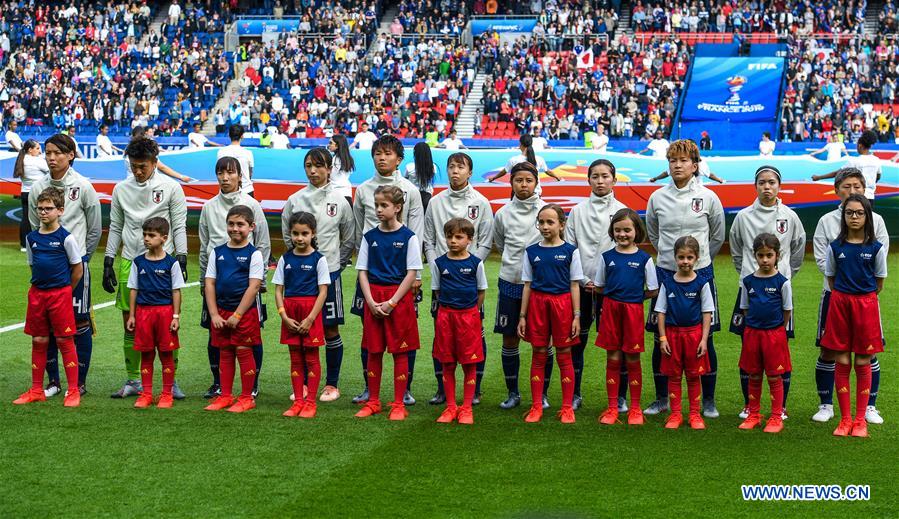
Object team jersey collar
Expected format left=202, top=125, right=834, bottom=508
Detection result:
left=669, top=175, right=698, bottom=194
left=752, top=197, right=782, bottom=213
left=448, top=183, right=471, bottom=198
left=373, top=170, right=399, bottom=185
left=512, top=193, right=542, bottom=209
left=219, top=189, right=243, bottom=205
left=48, top=167, right=76, bottom=186
left=134, top=171, right=158, bottom=188
left=588, top=190, right=616, bottom=209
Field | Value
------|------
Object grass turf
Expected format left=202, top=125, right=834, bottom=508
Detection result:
left=1, top=211, right=897, bottom=517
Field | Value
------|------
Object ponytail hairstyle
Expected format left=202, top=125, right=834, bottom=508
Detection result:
left=520, top=134, right=536, bottom=166
left=13, top=139, right=40, bottom=179
left=412, top=141, right=435, bottom=189
left=838, top=193, right=874, bottom=245
left=588, top=158, right=617, bottom=179
left=373, top=185, right=406, bottom=222
left=447, top=152, right=473, bottom=173
left=608, top=208, right=646, bottom=244
left=305, top=146, right=333, bottom=170
left=331, top=134, right=355, bottom=172
left=538, top=203, right=567, bottom=228
left=509, top=160, right=539, bottom=199
left=752, top=232, right=781, bottom=259
left=288, top=211, right=318, bottom=249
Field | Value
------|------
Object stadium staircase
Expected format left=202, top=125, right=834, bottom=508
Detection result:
left=454, top=73, right=487, bottom=138
left=865, top=0, right=882, bottom=35
left=201, top=61, right=248, bottom=136
left=145, top=1, right=173, bottom=45
left=618, top=0, right=634, bottom=36
left=367, top=3, right=401, bottom=59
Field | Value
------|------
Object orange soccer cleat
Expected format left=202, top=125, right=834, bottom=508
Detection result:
left=134, top=393, right=154, bottom=409
left=436, top=406, right=458, bottom=424
left=156, top=393, right=174, bottom=409
left=283, top=402, right=304, bottom=417
left=598, top=407, right=619, bottom=425
left=63, top=388, right=81, bottom=408
left=524, top=404, right=543, bottom=423
left=298, top=403, right=317, bottom=419
left=387, top=402, right=408, bottom=421
left=456, top=406, right=474, bottom=425
left=13, top=388, right=46, bottom=405
left=226, top=396, right=256, bottom=413
left=739, top=413, right=763, bottom=430
left=627, top=408, right=645, bottom=425
left=763, top=415, right=784, bottom=434
left=204, top=395, right=235, bottom=411
left=558, top=406, right=576, bottom=424
left=850, top=417, right=868, bottom=438
left=833, top=418, right=853, bottom=437
left=664, top=413, right=683, bottom=429
left=354, top=401, right=382, bottom=418
left=688, top=413, right=706, bottom=430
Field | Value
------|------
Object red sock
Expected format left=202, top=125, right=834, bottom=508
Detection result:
left=748, top=376, right=762, bottom=414
left=530, top=350, right=548, bottom=407
left=303, top=347, right=321, bottom=404
left=442, top=362, right=457, bottom=408
left=605, top=358, right=621, bottom=410
left=767, top=376, right=783, bottom=417
left=219, top=348, right=236, bottom=398
left=462, top=363, right=477, bottom=407
left=668, top=377, right=682, bottom=414
left=57, top=336, right=79, bottom=392
left=159, top=351, right=175, bottom=395
left=30, top=339, right=49, bottom=391
left=289, top=348, right=305, bottom=401
left=392, top=352, right=409, bottom=405
left=557, top=349, right=575, bottom=408
left=140, top=350, right=156, bottom=395
left=854, top=363, right=872, bottom=421
left=367, top=352, right=384, bottom=405
left=626, top=360, right=642, bottom=410
left=236, top=348, right=257, bottom=399
left=687, top=376, right=701, bottom=415
left=835, top=362, right=852, bottom=419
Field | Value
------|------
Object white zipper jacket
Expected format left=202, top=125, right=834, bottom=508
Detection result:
left=493, top=194, right=544, bottom=284
left=353, top=171, right=424, bottom=251
left=199, top=189, right=271, bottom=276
left=566, top=191, right=626, bottom=283
left=423, top=183, right=494, bottom=264
left=105, top=172, right=188, bottom=260
left=281, top=182, right=354, bottom=273
left=28, top=167, right=101, bottom=258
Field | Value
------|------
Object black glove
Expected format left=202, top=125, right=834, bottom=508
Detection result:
left=102, top=256, right=117, bottom=294
left=176, top=254, right=188, bottom=282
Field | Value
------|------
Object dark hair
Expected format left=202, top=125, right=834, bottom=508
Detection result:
left=36, top=187, right=65, bottom=209
left=228, top=124, right=245, bottom=142
left=608, top=208, right=646, bottom=244
left=834, top=167, right=866, bottom=189
left=519, top=134, right=536, bottom=166
left=288, top=211, right=318, bottom=249
left=752, top=232, right=781, bottom=257
left=444, top=217, right=475, bottom=238
left=374, top=185, right=405, bottom=221
left=330, top=134, right=355, bottom=172
left=673, top=235, right=701, bottom=257
left=510, top=160, right=539, bottom=182
left=131, top=126, right=147, bottom=138
left=762, top=131, right=771, bottom=138
left=305, top=147, right=333, bottom=171
left=44, top=133, right=77, bottom=157
left=412, top=142, right=435, bottom=188
left=588, top=158, right=616, bottom=179
left=754, top=165, right=781, bottom=183
left=858, top=130, right=878, bottom=150
left=371, top=134, right=404, bottom=159
left=99, top=124, right=108, bottom=131
left=124, top=137, right=159, bottom=161
left=143, top=216, right=170, bottom=235
left=13, top=139, right=40, bottom=179
left=838, top=194, right=875, bottom=245
left=447, top=152, right=473, bottom=173
left=538, top=203, right=567, bottom=225
left=227, top=204, right=255, bottom=225
left=215, top=156, right=242, bottom=176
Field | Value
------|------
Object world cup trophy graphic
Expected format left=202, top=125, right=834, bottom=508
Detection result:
left=725, top=75, right=747, bottom=105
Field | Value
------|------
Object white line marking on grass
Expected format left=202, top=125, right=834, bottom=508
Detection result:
left=5, top=207, right=22, bottom=222
left=0, top=281, right=201, bottom=334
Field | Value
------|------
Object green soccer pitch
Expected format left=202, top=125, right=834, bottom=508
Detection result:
left=0, top=202, right=896, bottom=517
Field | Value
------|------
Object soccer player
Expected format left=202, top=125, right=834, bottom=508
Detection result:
left=199, top=157, right=270, bottom=399
left=28, top=134, right=101, bottom=398
left=729, top=166, right=805, bottom=419
left=422, top=152, right=493, bottom=405
left=487, top=134, right=560, bottom=187
left=281, top=148, right=353, bottom=402
left=736, top=234, right=793, bottom=434
left=217, top=124, right=255, bottom=197
left=811, top=130, right=882, bottom=209
left=204, top=205, right=266, bottom=413
left=432, top=218, right=488, bottom=425
left=354, top=185, right=423, bottom=421
left=275, top=212, right=331, bottom=418
left=14, top=187, right=83, bottom=407
left=103, top=137, right=188, bottom=399
left=126, top=217, right=185, bottom=409
left=656, top=236, right=714, bottom=430
left=493, top=162, right=553, bottom=410
left=645, top=139, right=725, bottom=418
left=518, top=204, right=584, bottom=424
left=821, top=194, right=886, bottom=437
left=566, top=158, right=626, bottom=411
left=350, top=135, right=423, bottom=405
left=812, top=169, right=889, bottom=425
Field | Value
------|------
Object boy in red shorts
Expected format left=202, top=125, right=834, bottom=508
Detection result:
left=15, top=187, right=84, bottom=407
left=126, top=217, right=185, bottom=409
left=431, top=218, right=488, bottom=425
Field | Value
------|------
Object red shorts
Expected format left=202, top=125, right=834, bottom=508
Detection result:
left=660, top=325, right=711, bottom=378
left=280, top=296, right=325, bottom=347
left=362, top=284, right=420, bottom=354
left=433, top=306, right=484, bottom=364
left=739, top=326, right=791, bottom=376
left=25, top=285, right=76, bottom=338
left=820, top=290, right=884, bottom=355
left=210, top=307, right=262, bottom=348
left=133, top=305, right=180, bottom=352
left=596, top=298, right=645, bottom=354
left=525, top=291, right=577, bottom=348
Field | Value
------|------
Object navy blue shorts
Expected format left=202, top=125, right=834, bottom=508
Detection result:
left=729, top=287, right=795, bottom=339
left=73, top=258, right=91, bottom=323
left=579, top=286, right=599, bottom=335
left=815, top=289, right=831, bottom=348
left=646, top=265, right=720, bottom=334
left=322, top=271, right=345, bottom=327
left=493, top=291, right=522, bottom=336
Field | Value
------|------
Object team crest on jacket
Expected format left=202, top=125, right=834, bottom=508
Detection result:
left=776, top=219, right=788, bottom=234
left=467, top=205, right=479, bottom=220
left=326, top=203, right=337, bottom=217
left=691, top=198, right=703, bottom=213
left=152, top=189, right=164, bottom=204
left=68, top=186, right=80, bottom=201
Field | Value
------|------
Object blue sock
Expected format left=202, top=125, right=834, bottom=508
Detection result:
left=208, top=335, right=220, bottom=386
left=618, top=362, right=629, bottom=399
left=543, top=346, right=554, bottom=395
left=325, top=334, right=344, bottom=387
left=252, top=344, right=263, bottom=391
left=45, top=335, right=60, bottom=384
left=652, top=338, right=667, bottom=401
left=869, top=357, right=880, bottom=406
left=572, top=338, right=586, bottom=396
left=432, top=355, right=444, bottom=393
left=701, top=335, right=717, bottom=401
left=781, top=371, right=791, bottom=408
left=501, top=346, right=520, bottom=394
left=74, top=325, right=92, bottom=386
left=740, top=368, right=750, bottom=405
left=361, top=348, right=369, bottom=389
left=406, top=349, right=416, bottom=391
left=475, top=334, right=487, bottom=395
left=815, top=356, right=835, bottom=405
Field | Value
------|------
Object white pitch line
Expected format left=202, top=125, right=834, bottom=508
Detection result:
left=0, top=281, right=201, bottom=334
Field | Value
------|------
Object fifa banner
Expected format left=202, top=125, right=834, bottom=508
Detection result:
left=2, top=147, right=897, bottom=231
left=235, top=19, right=301, bottom=35
left=469, top=17, right=538, bottom=36
left=680, top=57, right=785, bottom=122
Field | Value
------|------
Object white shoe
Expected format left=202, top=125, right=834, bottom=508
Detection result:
left=20, top=247, right=27, bottom=252
left=289, top=392, right=295, bottom=401
left=811, top=403, right=834, bottom=422
left=865, top=405, right=884, bottom=425
left=44, top=383, right=61, bottom=398
left=617, top=396, right=628, bottom=413
left=738, top=406, right=750, bottom=419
